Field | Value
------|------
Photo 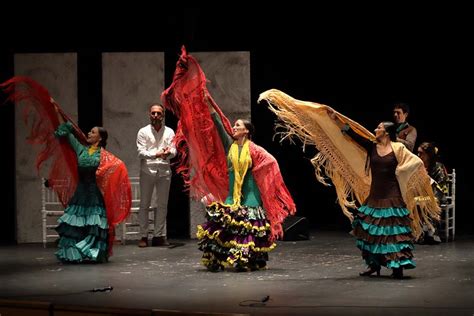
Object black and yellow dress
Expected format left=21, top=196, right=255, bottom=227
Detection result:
left=197, top=113, right=276, bottom=271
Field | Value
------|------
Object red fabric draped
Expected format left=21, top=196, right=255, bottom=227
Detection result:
left=96, top=150, right=132, bottom=255
left=0, top=76, right=81, bottom=206
left=249, top=143, right=297, bottom=240
left=161, top=46, right=230, bottom=202
left=162, top=46, right=296, bottom=240
left=1, top=76, right=131, bottom=254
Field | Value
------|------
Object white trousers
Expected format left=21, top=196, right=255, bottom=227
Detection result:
left=139, top=170, right=171, bottom=238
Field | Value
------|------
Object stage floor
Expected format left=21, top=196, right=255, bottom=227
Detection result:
left=1, top=231, right=473, bottom=315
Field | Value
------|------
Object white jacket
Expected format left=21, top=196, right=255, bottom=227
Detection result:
left=137, top=124, right=176, bottom=176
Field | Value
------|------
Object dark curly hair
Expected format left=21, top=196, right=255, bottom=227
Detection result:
left=97, top=127, right=108, bottom=148
left=393, top=102, right=410, bottom=115
left=418, top=142, right=439, bottom=167
left=240, top=119, right=255, bottom=140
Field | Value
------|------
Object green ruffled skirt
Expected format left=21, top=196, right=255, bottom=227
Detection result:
left=55, top=181, right=109, bottom=263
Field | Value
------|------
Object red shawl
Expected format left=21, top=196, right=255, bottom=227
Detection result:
left=162, top=47, right=296, bottom=240
left=96, top=149, right=132, bottom=253
left=1, top=76, right=131, bottom=255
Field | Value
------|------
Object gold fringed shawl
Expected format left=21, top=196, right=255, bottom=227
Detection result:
left=258, top=89, right=374, bottom=221
left=392, top=142, right=440, bottom=238
left=258, top=89, right=440, bottom=239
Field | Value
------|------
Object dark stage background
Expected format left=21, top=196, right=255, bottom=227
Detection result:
left=1, top=7, right=472, bottom=243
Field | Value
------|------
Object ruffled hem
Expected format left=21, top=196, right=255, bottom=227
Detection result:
left=361, top=249, right=415, bottom=269
left=358, top=205, right=410, bottom=218
left=58, top=211, right=108, bottom=229
left=197, top=225, right=276, bottom=252
left=354, top=219, right=412, bottom=236
left=359, top=214, right=412, bottom=227
left=386, top=258, right=416, bottom=269
left=56, top=223, right=108, bottom=240
left=356, top=239, right=414, bottom=254
left=62, top=204, right=106, bottom=217
left=197, top=203, right=276, bottom=270
left=351, top=226, right=413, bottom=243
left=55, top=217, right=109, bottom=263
left=206, top=203, right=271, bottom=233
left=56, top=235, right=108, bottom=263
left=201, top=251, right=268, bottom=270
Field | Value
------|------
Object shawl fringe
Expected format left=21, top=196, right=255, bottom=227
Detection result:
left=258, top=89, right=372, bottom=221
left=161, top=46, right=230, bottom=202
left=250, top=143, right=296, bottom=240
left=0, top=76, right=82, bottom=206
left=392, top=142, right=440, bottom=238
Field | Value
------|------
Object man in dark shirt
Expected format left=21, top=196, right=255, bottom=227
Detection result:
left=393, top=102, right=417, bottom=152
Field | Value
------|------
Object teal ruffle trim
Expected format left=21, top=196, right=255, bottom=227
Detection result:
left=363, top=253, right=416, bottom=269
left=386, top=258, right=416, bottom=269
left=58, top=211, right=108, bottom=229
left=56, top=235, right=108, bottom=262
left=55, top=245, right=84, bottom=262
left=354, top=219, right=411, bottom=236
left=55, top=207, right=109, bottom=263
left=356, top=240, right=414, bottom=254
left=56, top=224, right=108, bottom=240
left=358, top=205, right=410, bottom=218
left=58, top=202, right=108, bottom=229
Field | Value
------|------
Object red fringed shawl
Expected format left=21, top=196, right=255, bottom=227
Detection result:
left=1, top=76, right=131, bottom=255
left=96, top=150, right=132, bottom=253
left=162, top=46, right=296, bottom=240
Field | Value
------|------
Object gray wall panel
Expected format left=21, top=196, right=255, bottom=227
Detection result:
left=102, top=52, right=165, bottom=178
left=102, top=52, right=164, bottom=241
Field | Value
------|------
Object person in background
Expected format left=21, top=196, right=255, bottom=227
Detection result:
left=417, top=142, right=449, bottom=244
left=136, top=103, right=176, bottom=247
left=393, top=102, right=417, bottom=152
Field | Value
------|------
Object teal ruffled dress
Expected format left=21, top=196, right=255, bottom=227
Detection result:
left=54, top=122, right=109, bottom=263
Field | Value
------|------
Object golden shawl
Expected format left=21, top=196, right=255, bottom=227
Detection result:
left=258, top=89, right=440, bottom=239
